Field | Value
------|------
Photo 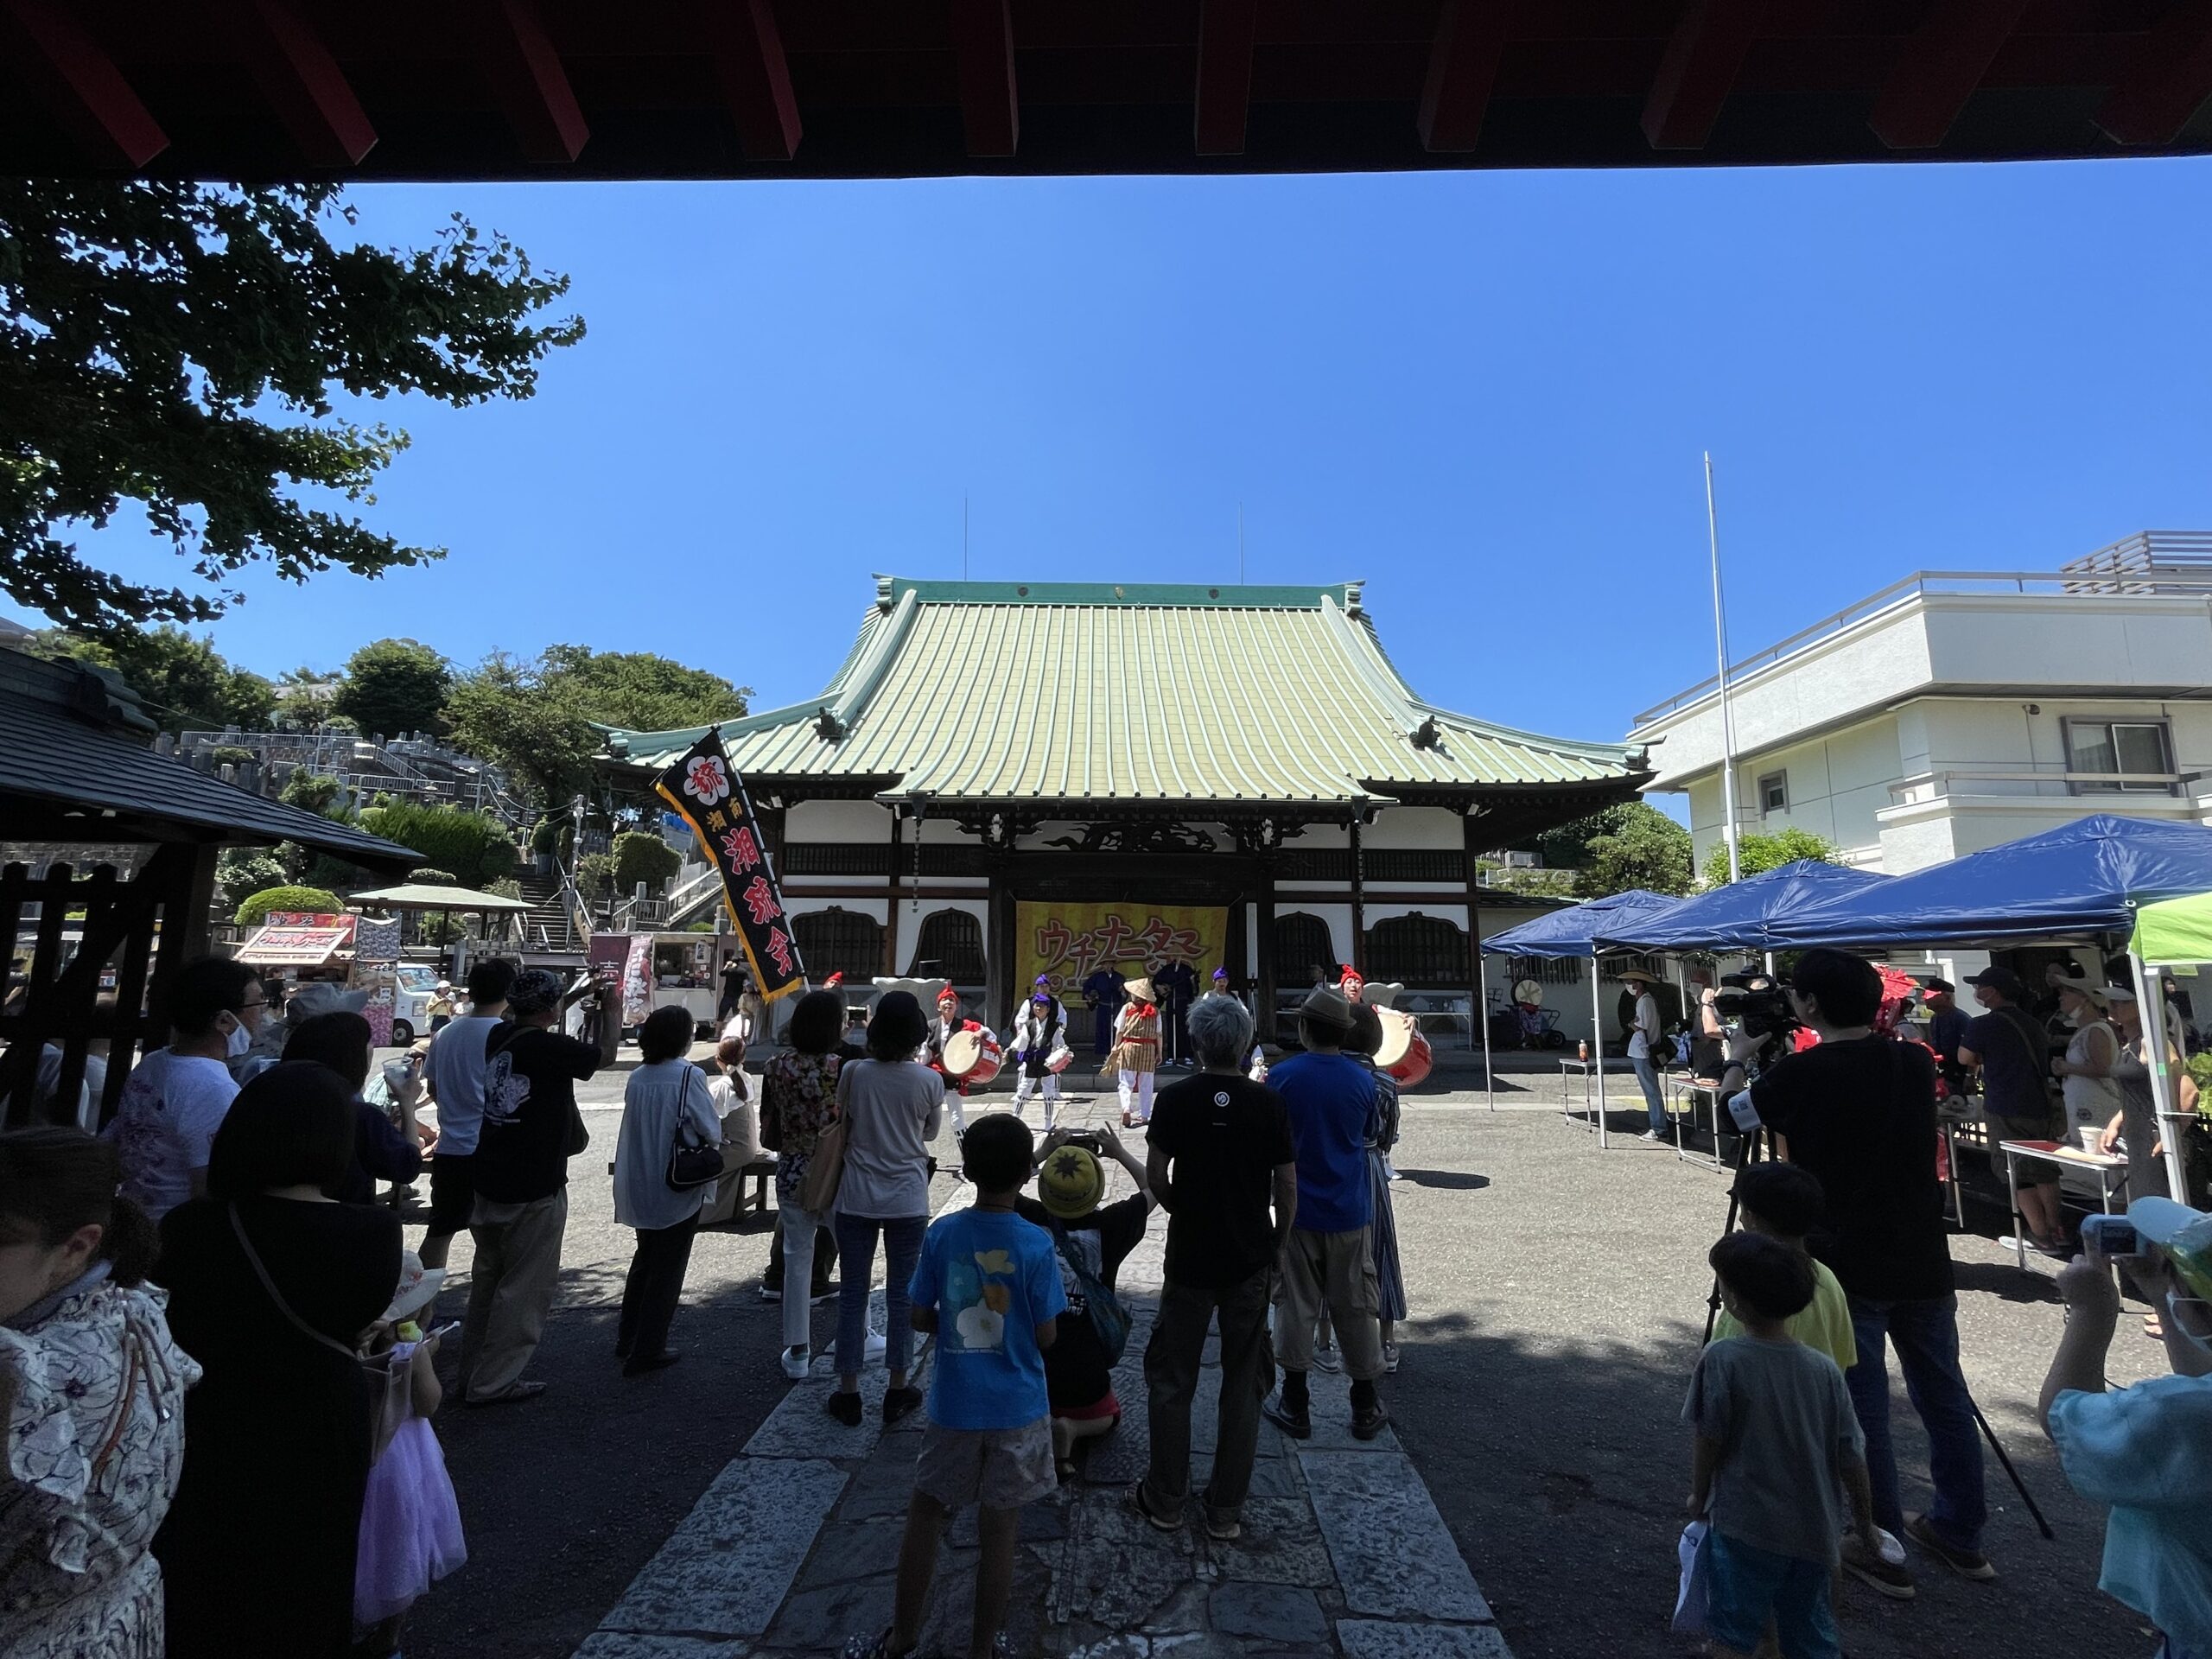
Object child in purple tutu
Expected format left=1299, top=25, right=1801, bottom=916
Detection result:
left=354, top=1254, right=467, bottom=1655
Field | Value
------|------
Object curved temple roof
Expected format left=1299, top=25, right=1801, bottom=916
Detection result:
left=601, top=577, right=1646, bottom=810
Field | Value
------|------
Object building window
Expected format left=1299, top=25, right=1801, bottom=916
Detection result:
left=906, top=908, right=985, bottom=981
left=1365, top=913, right=1468, bottom=988
left=2063, top=718, right=2175, bottom=793
left=791, top=907, right=884, bottom=982
left=1272, top=912, right=1337, bottom=985
left=1758, top=771, right=1789, bottom=814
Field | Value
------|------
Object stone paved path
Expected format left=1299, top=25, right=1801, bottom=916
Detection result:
left=575, top=1096, right=1510, bottom=1659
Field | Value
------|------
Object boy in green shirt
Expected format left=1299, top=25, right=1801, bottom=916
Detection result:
left=1713, top=1164, right=1856, bottom=1376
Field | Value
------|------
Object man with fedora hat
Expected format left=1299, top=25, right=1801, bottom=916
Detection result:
left=1262, top=985, right=1389, bottom=1442
left=1621, top=966, right=1669, bottom=1142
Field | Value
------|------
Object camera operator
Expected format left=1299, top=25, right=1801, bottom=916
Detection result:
left=1716, top=947, right=1992, bottom=1599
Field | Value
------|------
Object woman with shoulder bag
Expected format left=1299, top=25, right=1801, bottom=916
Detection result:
left=760, top=990, right=848, bottom=1376
left=823, top=991, right=944, bottom=1427
left=152, top=1063, right=404, bottom=1659
left=612, top=1006, right=724, bottom=1377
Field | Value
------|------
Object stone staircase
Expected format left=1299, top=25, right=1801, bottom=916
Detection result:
left=516, top=872, right=585, bottom=952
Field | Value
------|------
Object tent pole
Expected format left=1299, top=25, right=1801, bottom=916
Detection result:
left=1592, top=961, right=1608, bottom=1149
left=2129, top=950, right=2194, bottom=1204
left=1481, top=956, right=1495, bottom=1111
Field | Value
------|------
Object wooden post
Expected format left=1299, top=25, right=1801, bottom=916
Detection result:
left=886, top=808, right=903, bottom=976
left=1255, top=858, right=1277, bottom=1048
left=1350, top=814, right=1367, bottom=975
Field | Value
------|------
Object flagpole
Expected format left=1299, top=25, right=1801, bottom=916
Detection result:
left=1705, top=452, right=1743, bottom=884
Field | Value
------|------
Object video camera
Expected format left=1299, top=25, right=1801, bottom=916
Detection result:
left=1711, top=969, right=1799, bottom=1044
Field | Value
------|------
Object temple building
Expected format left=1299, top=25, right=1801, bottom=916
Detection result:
left=596, top=576, right=1649, bottom=1041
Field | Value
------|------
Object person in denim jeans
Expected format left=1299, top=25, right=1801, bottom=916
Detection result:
left=1718, top=947, right=1993, bottom=1599
left=823, top=993, right=944, bottom=1428
left=1624, top=969, right=1670, bottom=1141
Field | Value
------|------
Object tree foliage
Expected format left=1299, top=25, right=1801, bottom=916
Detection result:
left=329, top=638, right=451, bottom=739
left=357, top=801, right=516, bottom=885
left=1521, top=801, right=1694, bottom=899
left=0, top=180, right=583, bottom=636
left=25, top=624, right=273, bottom=734
left=445, top=646, right=750, bottom=804
left=1701, top=826, right=1840, bottom=889
left=613, top=830, right=683, bottom=895
left=216, top=849, right=288, bottom=911
left=236, top=884, right=341, bottom=926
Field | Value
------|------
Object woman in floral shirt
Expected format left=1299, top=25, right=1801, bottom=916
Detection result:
left=760, top=989, right=850, bottom=1381
left=0, top=1128, right=199, bottom=1659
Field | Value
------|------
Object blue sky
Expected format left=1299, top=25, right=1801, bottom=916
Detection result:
left=28, top=158, right=2212, bottom=748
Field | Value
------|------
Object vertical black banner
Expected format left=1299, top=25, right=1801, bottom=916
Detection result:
left=653, top=730, right=808, bottom=1001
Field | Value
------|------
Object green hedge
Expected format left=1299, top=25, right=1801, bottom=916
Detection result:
left=613, top=830, right=683, bottom=894
left=358, top=803, right=518, bottom=885
left=237, top=885, right=342, bottom=927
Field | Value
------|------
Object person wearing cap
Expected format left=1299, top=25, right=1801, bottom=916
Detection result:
left=1007, top=977, right=1070, bottom=1128
left=2039, top=1198, right=2212, bottom=1657
left=418, top=957, right=518, bottom=1272
left=1016, top=1123, right=1154, bottom=1478
left=2050, top=976, right=2124, bottom=1148
left=1921, top=979, right=1969, bottom=1096
left=1261, top=986, right=1389, bottom=1442
left=459, top=967, right=615, bottom=1407
left=1958, top=964, right=2070, bottom=1255
left=1109, top=978, right=1162, bottom=1127
left=1623, top=967, right=1670, bottom=1142
left=424, top=980, right=457, bottom=1034
left=1715, top=947, right=1992, bottom=1595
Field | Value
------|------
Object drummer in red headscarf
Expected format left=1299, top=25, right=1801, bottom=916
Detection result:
left=1109, top=976, right=1161, bottom=1127
left=924, top=986, right=994, bottom=1150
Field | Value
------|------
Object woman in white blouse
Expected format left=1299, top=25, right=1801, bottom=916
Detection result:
left=611, top=1007, right=722, bottom=1377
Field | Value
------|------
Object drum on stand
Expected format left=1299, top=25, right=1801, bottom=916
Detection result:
left=944, top=1027, right=1004, bottom=1086
left=1374, top=1007, right=1433, bottom=1089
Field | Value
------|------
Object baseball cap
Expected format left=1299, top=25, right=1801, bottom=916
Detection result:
left=1037, top=1143, right=1104, bottom=1220
left=505, top=969, right=564, bottom=1017
left=1963, top=966, right=2026, bottom=999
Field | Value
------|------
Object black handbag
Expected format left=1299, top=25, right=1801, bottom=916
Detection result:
left=667, top=1064, right=732, bottom=1191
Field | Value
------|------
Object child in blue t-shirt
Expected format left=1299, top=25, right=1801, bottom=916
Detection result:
left=845, top=1114, right=1065, bottom=1659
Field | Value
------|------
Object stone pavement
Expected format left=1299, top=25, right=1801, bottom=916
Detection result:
left=573, top=1097, right=1509, bottom=1659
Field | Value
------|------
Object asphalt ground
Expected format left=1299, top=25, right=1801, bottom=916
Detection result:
left=395, top=1061, right=2164, bottom=1659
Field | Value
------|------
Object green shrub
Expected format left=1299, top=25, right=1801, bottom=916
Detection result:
left=237, top=885, right=342, bottom=926
left=217, top=849, right=288, bottom=909
left=576, top=852, right=616, bottom=895
left=486, top=876, right=523, bottom=900
left=407, top=867, right=458, bottom=887
left=613, top=830, right=683, bottom=895
left=209, top=745, right=256, bottom=768
left=359, top=802, right=514, bottom=884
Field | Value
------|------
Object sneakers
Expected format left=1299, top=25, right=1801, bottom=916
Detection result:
left=1350, top=1399, right=1390, bottom=1441
left=758, top=1285, right=783, bottom=1303
left=1382, top=1340, right=1401, bottom=1374
left=824, top=1389, right=863, bottom=1427
left=1310, top=1343, right=1344, bottom=1376
left=1840, top=1535, right=1916, bottom=1600
left=1131, top=1480, right=1185, bottom=1533
left=810, top=1287, right=838, bottom=1306
left=779, top=1345, right=811, bottom=1381
left=882, top=1385, right=924, bottom=1425
left=1905, top=1513, right=1997, bottom=1581
left=1262, top=1395, right=1313, bottom=1440
left=1637, top=1129, right=1665, bottom=1144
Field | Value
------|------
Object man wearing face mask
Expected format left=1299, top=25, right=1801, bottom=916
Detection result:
left=102, top=956, right=267, bottom=1221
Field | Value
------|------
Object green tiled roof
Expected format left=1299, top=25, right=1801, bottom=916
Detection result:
left=600, top=577, right=1645, bottom=807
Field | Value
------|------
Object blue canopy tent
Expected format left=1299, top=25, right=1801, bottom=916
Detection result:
left=1592, top=860, right=1891, bottom=955
left=1480, top=888, right=1682, bottom=1138
left=1764, top=816, right=2212, bottom=950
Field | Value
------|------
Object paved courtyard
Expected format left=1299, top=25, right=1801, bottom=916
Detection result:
left=404, top=1063, right=2167, bottom=1659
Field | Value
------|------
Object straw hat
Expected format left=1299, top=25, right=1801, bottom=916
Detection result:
left=1122, top=976, right=1155, bottom=1004
left=1617, top=967, right=1662, bottom=985
left=2052, top=975, right=2111, bottom=1009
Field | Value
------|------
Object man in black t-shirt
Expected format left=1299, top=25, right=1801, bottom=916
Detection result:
left=1136, top=994, right=1298, bottom=1541
left=1720, top=948, right=1992, bottom=1596
left=1957, top=964, right=2068, bottom=1252
left=460, top=967, right=616, bottom=1406
left=1016, top=1123, right=1154, bottom=1474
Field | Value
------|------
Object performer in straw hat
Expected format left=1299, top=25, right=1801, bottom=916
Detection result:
left=1109, top=977, right=1162, bottom=1127
left=1007, top=976, right=1071, bottom=1128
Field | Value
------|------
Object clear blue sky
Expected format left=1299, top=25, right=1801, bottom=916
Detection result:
left=29, top=158, right=2212, bottom=748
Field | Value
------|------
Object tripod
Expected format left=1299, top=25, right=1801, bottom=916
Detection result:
left=1698, top=1109, right=2055, bottom=1542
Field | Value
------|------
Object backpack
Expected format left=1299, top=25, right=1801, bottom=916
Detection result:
left=1047, top=1217, right=1130, bottom=1364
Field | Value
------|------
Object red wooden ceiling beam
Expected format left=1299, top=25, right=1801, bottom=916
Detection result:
left=2095, top=0, right=2212, bottom=148
left=0, top=0, right=167, bottom=168
left=1642, top=0, right=1760, bottom=150
left=1418, top=0, right=1517, bottom=153
left=479, top=0, right=588, bottom=164
left=1866, top=0, right=2032, bottom=149
left=1194, top=0, right=1259, bottom=156
left=214, top=0, right=376, bottom=168
left=948, top=0, right=1018, bottom=157
left=699, top=0, right=802, bottom=162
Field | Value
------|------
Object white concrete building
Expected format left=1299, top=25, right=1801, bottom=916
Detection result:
left=1630, top=532, right=2212, bottom=876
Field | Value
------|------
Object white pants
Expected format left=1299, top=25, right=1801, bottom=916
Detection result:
left=1011, top=1071, right=1061, bottom=1124
left=946, top=1089, right=969, bottom=1138
left=779, top=1200, right=824, bottom=1351
left=1118, top=1071, right=1155, bottom=1123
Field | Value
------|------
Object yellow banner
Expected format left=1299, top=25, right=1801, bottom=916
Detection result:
left=1014, top=902, right=1227, bottom=1001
